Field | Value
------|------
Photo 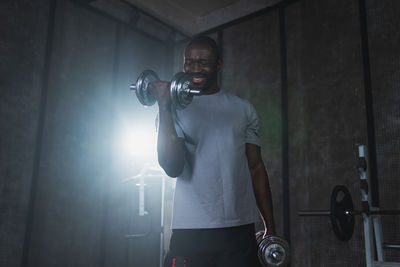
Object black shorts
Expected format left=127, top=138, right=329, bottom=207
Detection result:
left=163, top=223, right=261, bottom=267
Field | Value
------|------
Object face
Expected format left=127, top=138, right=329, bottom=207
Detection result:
left=183, top=44, right=222, bottom=92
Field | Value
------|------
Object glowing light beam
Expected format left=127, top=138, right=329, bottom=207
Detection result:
left=116, top=125, right=158, bottom=164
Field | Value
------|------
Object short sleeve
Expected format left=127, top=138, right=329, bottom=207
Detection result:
left=245, top=103, right=261, bottom=147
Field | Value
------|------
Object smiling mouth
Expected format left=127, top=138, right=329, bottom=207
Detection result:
left=192, top=75, right=207, bottom=84
left=192, top=77, right=204, bottom=83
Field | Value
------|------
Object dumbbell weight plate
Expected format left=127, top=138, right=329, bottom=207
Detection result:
left=256, top=232, right=290, bottom=267
left=330, top=185, right=355, bottom=241
left=133, top=70, right=159, bottom=107
left=170, top=72, right=194, bottom=110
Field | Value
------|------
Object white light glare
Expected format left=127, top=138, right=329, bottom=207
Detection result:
left=118, top=127, right=157, bottom=162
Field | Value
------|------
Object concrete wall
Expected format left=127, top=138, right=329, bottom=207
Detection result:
left=172, top=0, right=400, bottom=266
left=101, top=23, right=169, bottom=267
left=366, top=0, right=400, bottom=262
left=287, top=0, right=400, bottom=264
left=1, top=0, right=168, bottom=266
left=25, top=1, right=117, bottom=266
left=0, top=1, right=50, bottom=266
left=286, top=1, right=367, bottom=265
left=221, top=11, right=284, bottom=234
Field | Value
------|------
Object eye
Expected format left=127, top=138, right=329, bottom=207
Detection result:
left=200, top=60, right=209, bottom=66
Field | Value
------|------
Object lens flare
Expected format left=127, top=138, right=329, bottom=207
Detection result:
left=117, top=126, right=158, bottom=163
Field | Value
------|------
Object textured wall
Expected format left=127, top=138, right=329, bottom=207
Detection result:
left=366, top=0, right=400, bottom=262
left=4, top=1, right=169, bottom=267
left=286, top=1, right=367, bottom=266
left=101, top=24, right=168, bottom=267
left=172, top=42, right=186, bottom=74
left=0, top=1, right=50, bottom=266
left=221, top=12, right=284, bottom=235
left=25, top=1, right=117, bottom=266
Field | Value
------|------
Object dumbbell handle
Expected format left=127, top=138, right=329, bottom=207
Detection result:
left=131, top=85, right=201, bottom=99
left=131, top=84, right=201, bottom=95
left=130, top=81, right=201, bottom=94
left=187, top=89, right=201, bottom=95
left=272, top=251, right=282, bottom=260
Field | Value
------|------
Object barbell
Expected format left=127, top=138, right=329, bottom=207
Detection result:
left=298, top=185, right=400, bottom=241
left=256, top=231, right=290, bottom=267
left=130, top=70, right=202, bottom=110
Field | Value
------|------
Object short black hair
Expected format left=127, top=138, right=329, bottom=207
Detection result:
left=186, top=35, right=221, bottom=61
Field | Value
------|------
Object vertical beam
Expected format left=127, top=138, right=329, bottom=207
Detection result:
left=358, top=0, right=380, bottom=207
left=217, top=30, right=224, bottom=87
left=21, top=0, right=58, bottom=266
left=363, top=212, right=374, bottom=267
left=99, top=22, right=122, bottom=267
left=166, top=31, right=176, bottom=78
left=159, top=177, right=166, bottom=267
left=279, top=5, right=290, bottom=243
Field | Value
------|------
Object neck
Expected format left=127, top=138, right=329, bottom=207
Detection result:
left=201, top=86, right=220, bottom=95
left=200, top=80, right=220, bottom=95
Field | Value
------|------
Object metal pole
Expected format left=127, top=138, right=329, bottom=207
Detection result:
left=359, top=145, right=374, bottom=267
left=298, top=211, right=330, bottom=216
left=159, top=176, right=165, bottom=267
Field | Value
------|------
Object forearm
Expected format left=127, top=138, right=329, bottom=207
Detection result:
left=157, top=105, right=184, bottom=177
left=250, top=162, right=276, bottom=235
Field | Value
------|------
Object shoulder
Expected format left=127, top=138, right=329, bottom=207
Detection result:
left=223, top=92, right=253, bottom=108
left=223, top=92, right=256, bottom=115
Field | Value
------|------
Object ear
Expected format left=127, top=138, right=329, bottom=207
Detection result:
left=217, top=59, right=223, bottom=72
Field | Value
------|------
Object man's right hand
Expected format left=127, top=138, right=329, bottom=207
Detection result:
left=149, top=81, right=171, bottom=108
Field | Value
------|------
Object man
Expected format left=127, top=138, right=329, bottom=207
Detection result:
left=149, top=35, right=275, bottom=267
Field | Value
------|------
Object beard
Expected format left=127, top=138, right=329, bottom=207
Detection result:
left=191, top=73, right=218, bottom=92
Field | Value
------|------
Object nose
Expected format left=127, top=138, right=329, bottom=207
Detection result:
left=190, top=62, right=201, bottom=73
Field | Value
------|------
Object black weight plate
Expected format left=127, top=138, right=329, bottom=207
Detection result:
left=176, top=73, right=193, bottom=110
left=330, top=185, right=355, bottom=241
left=170, top=72, right=193, bottom=110
left=170, top=72, right=185, bottom=109
left=135, top=70, right=158, bottom=106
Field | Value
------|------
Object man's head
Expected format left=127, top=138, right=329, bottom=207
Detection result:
left=184, top=35, right=222, bottom=94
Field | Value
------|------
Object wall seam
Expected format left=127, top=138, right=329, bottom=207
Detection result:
left=217, top=30, right=224, bottom=88
left=98, top=22, right=122, bottom=267
left=20, top=0, right=58, bottom=266
left=358, top=0, right=380, bottom=207
left=279, top=4, right=290, bottom=244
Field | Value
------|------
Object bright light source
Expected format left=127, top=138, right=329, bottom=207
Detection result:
left=116, top=125, right=158, bottom=163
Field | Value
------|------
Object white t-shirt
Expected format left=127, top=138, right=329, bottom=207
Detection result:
left=171, top=90, right=261, bottom=229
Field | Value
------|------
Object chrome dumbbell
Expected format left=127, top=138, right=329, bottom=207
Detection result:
left=256, top=231, right=290, bottom=267
left=130, top=70, right=201, bottom=110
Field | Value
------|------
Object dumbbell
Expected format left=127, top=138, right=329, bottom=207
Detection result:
left=130, top=70, right=202, bottom=110
left=255, top=231, right=290, bottom=267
